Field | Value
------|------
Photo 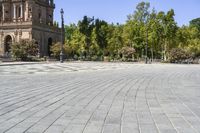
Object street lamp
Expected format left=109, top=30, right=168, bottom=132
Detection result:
left=145, top=15, right=149, bottom=64
left=145, top=27, right=148, bottom=64
left=60, top=8, right=64, bottom=63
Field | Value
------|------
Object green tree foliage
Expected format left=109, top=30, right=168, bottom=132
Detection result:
left=63, top=2, right=200, bottom=62
left=126, top=2, right=151, bottom=60
left=78, top=16, right=94, bottom=58
left=148, top=8, right=161, bottom=59
left=155, top=9, right=178, bottom=61
left=94, top=19, right=108, bottom=50
left=65, top=24, right=77, bottom=41
left=68, top=29, right=86, bottom=57
left=107, top=24, right=124, bottom=59
left=11, top=40, right=39, bottom=61
left=128, top=1, right=150, bottom=23
left=190, top=18, right=200, bottom=32
left=50, top=42, right=72, bottom=59
left=176, top=26, right=200, bottom=57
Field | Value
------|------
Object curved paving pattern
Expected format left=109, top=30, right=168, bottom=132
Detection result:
left=0, top=63, right=200, bottom=133
left=0, top=62, right=135, bottom=75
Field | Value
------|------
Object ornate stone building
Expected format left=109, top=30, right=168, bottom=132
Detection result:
left=0, top=0, right=61, bottom=57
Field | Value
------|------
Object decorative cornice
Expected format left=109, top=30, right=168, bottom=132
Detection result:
left=0, top=21, right=33, bottom=29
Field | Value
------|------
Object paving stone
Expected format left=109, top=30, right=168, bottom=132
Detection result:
left=0, top=63, right=200, bottom=133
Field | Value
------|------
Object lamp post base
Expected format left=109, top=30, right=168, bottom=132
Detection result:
left=60, top=52, right=63, bottom=63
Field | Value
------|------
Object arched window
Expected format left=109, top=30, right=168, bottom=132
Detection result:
left=4, top=35, right=12, bottom=54
left=0, top=5, right=2, bottom=19
left=48, top=38, right=53, bottom=56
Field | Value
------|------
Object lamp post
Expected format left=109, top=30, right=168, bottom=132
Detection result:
left=144, top=18, right=149, bottom=64
left=60, top=8, right=64, bottom=63
left=145, top=26, right=148, bottom=64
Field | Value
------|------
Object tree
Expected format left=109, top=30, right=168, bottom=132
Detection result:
left=94, top=19, right=109, bottom=50
left=123, top=20, right=144, bottom=59
left=78, top=16, right=94, bottom=57
left=177, top=26, right=200, bottom=57
left=90, top=28, right=101, bottom=60
left=125, top=2, right=151, bottom=60
left=50, top=42, right=72, bottom=59
left=148, top=8, right=161, bottom=60
left=65, top=24, right=77, bottom=42
left=190, top=18, right=200, bottom=32
left=62, top=2, right=200, bottom=62
left=68, top=29, right=86, bottom=58
left=107, top=24, right=124, bottom=59
left=128, top=2, right=150, bottom=23
left=165, top=9, right=178, bottom=50
left=156, top=9, right=178, bottom=61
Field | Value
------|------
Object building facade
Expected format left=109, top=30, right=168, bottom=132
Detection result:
left=0, top=0, right=61, bottom=57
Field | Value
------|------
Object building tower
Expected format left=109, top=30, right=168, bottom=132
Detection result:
left=0, top=0, right=61, bottom=57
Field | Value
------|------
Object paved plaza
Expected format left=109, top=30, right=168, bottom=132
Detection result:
left=0, top=62, right=200, bottom=133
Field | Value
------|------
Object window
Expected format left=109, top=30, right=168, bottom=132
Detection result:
left=0, top=6, right=2, bottom=17
left=18, top=7, right=21, bottom=17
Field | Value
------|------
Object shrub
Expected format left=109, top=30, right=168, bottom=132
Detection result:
left=73, top=54, right=78, bottom=60
left=103, top=56, right=110, bottom=62
left=11, top=40, right=39, bottom=61
left=91, top=55, right=99, bottom=61
left=120, top=46, right=135, bottom=61
left=169, top=48, right=191, bottom=63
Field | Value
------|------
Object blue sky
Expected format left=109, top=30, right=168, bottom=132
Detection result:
left=54, top=0, right=200, bottom=26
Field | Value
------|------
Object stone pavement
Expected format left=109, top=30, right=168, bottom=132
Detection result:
left=0, top=62, right=135, bottom=75
left=0, top=62, right=200, bottom=133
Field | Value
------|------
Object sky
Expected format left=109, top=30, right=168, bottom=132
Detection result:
left=54, top=0, right=200, bottom=27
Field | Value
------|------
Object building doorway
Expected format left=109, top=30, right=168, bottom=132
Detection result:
left=4, top=35, right=12, bottom=56
left=48, top=38, right=52, bottom=56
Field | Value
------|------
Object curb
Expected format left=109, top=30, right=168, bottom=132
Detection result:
left=0, top=62, right=46, bottom=66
